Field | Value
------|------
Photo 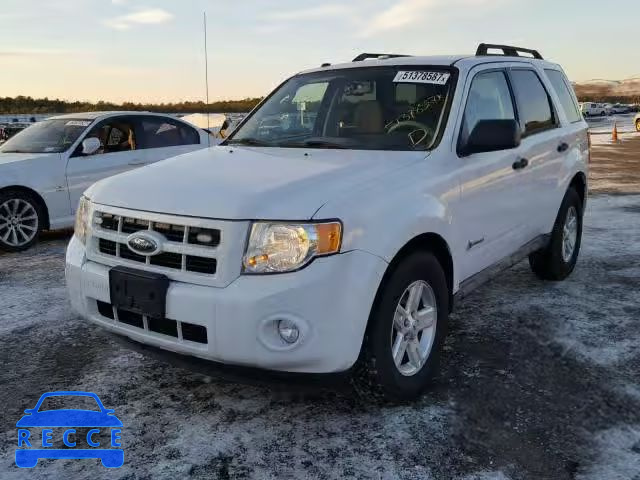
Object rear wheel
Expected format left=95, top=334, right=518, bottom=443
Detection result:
left=352, top=251, right=449, bottom=402
left=635, top=119, right=640, bottom=132
left=0, top=190, right=43, bottom=252
left=529, top=188, right=583, bottom=281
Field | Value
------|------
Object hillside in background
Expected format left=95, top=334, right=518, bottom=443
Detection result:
left=574, top=78, right=640, bottom=103
left=3, top=78, right=640, bottom=115
left=0, top=96, right=263, bottom=115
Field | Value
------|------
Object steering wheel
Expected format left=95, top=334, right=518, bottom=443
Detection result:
left=386, top=120, right=434, bottom=146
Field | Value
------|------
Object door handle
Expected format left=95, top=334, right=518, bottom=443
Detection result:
left=512, top=158, right=529, bottom=170
left=128, top=160, right=147, bottom=166
left=557, top=142, right=569, bottom=153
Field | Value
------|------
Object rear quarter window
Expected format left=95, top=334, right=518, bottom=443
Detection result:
left=545, top=69, right=582, bottom=123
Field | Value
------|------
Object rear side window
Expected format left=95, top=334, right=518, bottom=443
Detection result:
left=138, top=117, right=200, bottom=149
left=461, top=70, right=515, bottom=143
left=509, top=69, right=556, bottom=136
left=545, top=70, right=581, bottom=123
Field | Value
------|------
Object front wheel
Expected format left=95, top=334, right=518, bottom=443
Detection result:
left=352, top=252, right=449, bottom=402
left=635, top=120, right=640, bottom=132
left=0, top=190, right=42, bottom=252
left=529, top=188, right=583, bottom=281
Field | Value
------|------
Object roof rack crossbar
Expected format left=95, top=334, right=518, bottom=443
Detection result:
left=475, top=43, right=543, bottom=60
left=352, top=53, right=411, bottom=62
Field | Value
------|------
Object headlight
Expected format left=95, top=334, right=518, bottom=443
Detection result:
left=243, top=221, right=342, bottom=274
left=74, top=196, right=91, bottom=245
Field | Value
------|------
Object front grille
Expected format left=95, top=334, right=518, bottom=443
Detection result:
left=96, top=300, right=208, bottom=344
left=94, top=212, right=220, bottom=275
left=99, top=239, right=117, bottom=256
left=150, top=252, right=182, bottom=269
left=186, top=256, right=217, bottom=274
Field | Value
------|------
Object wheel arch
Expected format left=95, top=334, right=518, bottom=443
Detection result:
left=372, top=232, right=455, bottom=317
left=0, top=185, right=50, bottom=230
left=569, top=172, right=587, bottom=210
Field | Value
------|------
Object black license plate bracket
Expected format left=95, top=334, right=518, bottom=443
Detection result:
left=109, top=266, right=169, bottom=319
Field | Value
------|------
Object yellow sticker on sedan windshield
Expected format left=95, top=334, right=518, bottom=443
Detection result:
left=393, top=71, right=450, bottom=85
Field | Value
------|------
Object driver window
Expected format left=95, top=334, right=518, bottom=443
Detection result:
left=461, top=71, right=515, bottom=143
left=85, top=119, right=137, bottom=155
left=257, top=82, right=328, bottom=138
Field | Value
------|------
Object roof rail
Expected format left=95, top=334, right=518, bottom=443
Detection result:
left=352, top=53, right=411, bottom=62
left=475, top=43, right=543, bottom=60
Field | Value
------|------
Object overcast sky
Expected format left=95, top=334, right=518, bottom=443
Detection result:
left=1, top=0, right=638, bottom=103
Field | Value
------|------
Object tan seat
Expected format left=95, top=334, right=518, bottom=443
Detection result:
left=353, top=101, right=384, bottom=134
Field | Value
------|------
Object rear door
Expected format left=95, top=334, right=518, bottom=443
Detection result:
left=506, top=67, right=564, bottom=238
left=543, top=68, right=588, bottom=230
left=135, top=116, right=204, bottom=165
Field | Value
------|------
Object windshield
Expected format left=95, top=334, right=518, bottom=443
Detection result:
left=0, top=119, right=92, bottom=154
left=228, top=66, right=454, bottom=151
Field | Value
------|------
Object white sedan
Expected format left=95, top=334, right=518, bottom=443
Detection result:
left=0, top=111, right=210, bottom=251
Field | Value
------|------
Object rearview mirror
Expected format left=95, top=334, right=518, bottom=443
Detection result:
left=81, top=137, right=101, bottom=156
left=460, top=119, right=521, bottom=156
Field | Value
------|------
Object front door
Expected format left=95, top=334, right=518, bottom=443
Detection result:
left=452, top=67, right=528, bottom=281
left=65, top=116, right=142, bottom=213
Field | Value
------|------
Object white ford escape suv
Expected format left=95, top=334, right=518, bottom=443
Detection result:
left=66, top=44, right=589, bottom=401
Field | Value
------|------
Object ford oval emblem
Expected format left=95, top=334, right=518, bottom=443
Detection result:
left=126, top=232, right=161, bottom=256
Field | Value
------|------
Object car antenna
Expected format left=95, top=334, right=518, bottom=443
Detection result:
left=203, top=11, right=211, bottom=147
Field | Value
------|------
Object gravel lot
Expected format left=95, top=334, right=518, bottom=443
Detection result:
left=1, top=146, right=639, bottom=479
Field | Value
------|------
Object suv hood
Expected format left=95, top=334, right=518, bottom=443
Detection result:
left=87, top=146, right=426, bottom=219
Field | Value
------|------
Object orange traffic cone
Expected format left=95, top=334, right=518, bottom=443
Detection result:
left=612, top=122, right=619, bottom=143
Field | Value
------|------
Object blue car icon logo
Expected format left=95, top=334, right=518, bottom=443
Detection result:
left=16, top=391, right=123, bottom=468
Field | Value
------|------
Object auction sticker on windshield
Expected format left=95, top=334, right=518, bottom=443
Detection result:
left=393, top=71, right=450, bottom=85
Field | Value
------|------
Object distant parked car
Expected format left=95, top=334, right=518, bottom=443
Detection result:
left=0, top=111, right=210, bottom=251
left=609, top=104, right=630, bottom=114
left=580, top=102, right=607, bottom=117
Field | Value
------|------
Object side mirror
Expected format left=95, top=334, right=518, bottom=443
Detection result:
left=460, top=119, right=521, bottom=156
left=81, top=137, right=101, bottom=156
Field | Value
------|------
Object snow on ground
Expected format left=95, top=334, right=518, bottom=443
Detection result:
left=577, top=426, right=640, bottom=480
left=1, top=193, right=638, bottom=479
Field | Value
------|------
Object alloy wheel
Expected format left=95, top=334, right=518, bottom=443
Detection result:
left=390, top=280, right=438, bottom=377
left=0, top=198, right=39, bottom=247
left=562, top=206, right=578, bottom=263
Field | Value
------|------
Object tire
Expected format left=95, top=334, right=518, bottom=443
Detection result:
left=529, top=188, right=583, bottom=281
left=0, top=189, right=43, bottom=252
left=352, top=251, right=449, bottom=402
left=635, top=120, right=640, bottom=132
left=600, top=111, right=606, bottom=117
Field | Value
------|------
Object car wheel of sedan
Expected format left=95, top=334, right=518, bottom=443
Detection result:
left=0, top=190, right=42, bottom=252
left=352, top=251, right=449, bottom=402
left=636, top=120, right=640, bottom=132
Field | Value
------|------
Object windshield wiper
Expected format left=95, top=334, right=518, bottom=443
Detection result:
left=279, top=138, right=349, bottom=149
left=226, top=138, right=272, bottom=147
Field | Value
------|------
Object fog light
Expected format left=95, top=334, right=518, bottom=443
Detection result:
left=277, top=319, right=300, bottom=344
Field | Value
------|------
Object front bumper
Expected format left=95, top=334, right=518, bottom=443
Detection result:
left=66, top=236, right=388, bottom=374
